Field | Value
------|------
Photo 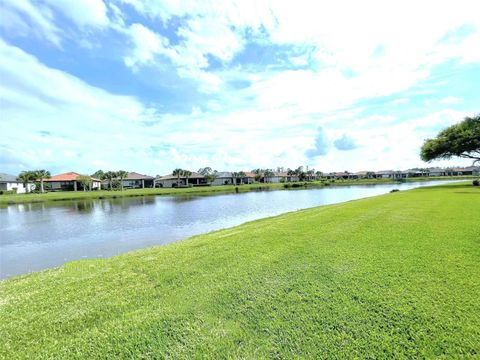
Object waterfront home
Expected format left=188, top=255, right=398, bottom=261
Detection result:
left=208, top=171, right=256, bottom=186
left=211, top=172, right=234, bottom=186
left=266, top=172, right=300, bottom=183
left=375, top=170, right=405, bottom=179
left=155, top=171, right=207, bottom=187
left=428, top=168, right=446, bottom=177
left=120, top=172, right=155, bottom=189
left=0, top=173, right=35, bottom=194
left=404, top=169, right=429, bottom=177
left=44, top=172, right=102, bottom=191
left=445, top=166, right=479, bottom=176
left=333, top=172, right=358, bottom=180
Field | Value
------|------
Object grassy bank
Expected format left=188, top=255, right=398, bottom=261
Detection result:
left=1, top=183, right=479, bottom=358
left=0, top=176, right=474, bottom=205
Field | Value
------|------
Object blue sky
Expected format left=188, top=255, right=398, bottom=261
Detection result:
left=0, top=0, right=479, bottom=176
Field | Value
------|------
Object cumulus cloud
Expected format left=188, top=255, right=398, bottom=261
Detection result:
left=334, top=134, right=358, bottom=151
left=306, top=127, right=330, bottom=158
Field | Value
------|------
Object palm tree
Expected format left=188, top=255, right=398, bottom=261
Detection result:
left=92, top=170, right=105, bottom=180
left=117, top=170, right=128, bottom=191
left=295, top=166, right=305, bottom=181
left=315, top=171, right=323, bottom=180
left=104, top=171, right=117, bottom=190
left=287, top=169, right=296, bottom=182
left=263, top=169, right=274, bottom=183
left=198, top=167, right=212, bottom=175
left=205, top=170, right=218, bottom=184
left=17, top=171, right=36, bottom=193
left=252, top=169, right=263, bottom=182
left=172, top=168, right=183, bottom=187
left=34, top=169, right=51, bottom=193
left=231, top=172, right=239, bottom=185
left=76, top=175, right=92, bottom=191
left=306, top=169, right=315, bottom=181
left=184, top=170, right=192, bottom=186
left=237, top=171, right=246, bottom=185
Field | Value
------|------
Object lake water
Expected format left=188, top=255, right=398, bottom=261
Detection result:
left=0, top=181, right=455, bottom=279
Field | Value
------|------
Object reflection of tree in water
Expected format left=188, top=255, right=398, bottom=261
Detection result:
left=73, top=201, right=95, bottom=213
left=96, top=196, right=157, bottom=213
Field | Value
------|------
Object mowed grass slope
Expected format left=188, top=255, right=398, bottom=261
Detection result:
left=1, top=184, right=479, bottom=358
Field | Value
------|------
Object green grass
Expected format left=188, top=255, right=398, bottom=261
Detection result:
left=0, top=176, right=474, bottom=205
left=1, top=183, right=479, bottom=358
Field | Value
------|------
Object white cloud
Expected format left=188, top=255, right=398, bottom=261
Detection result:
left=122, top=23, right=172, bottom=68
left=43, top=0, right=109, bottom=28
left=0, top=0, right=62, bottom=46
left=439, top=96, right=462, bottom=104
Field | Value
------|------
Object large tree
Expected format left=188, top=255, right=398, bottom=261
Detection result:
left=420, top=115, right=480, bottom=164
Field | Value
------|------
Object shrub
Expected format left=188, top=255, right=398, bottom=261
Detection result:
left=473, top=179, right=480, bottom=186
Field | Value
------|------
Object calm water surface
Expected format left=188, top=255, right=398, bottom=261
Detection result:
left=0, top=181, right=455, bottom=279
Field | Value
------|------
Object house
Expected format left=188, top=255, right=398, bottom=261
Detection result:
left=43, top=172, right=102, bottom=191
left=267, top=172, right=299, bottom=183
left=211, top=172, right=235, bottom=186
left=120, top=172, right=155, bottom=189
left=0, top=173, right=35, bottom=194
left=444, top=166, right=480, bottom=176
left=155, top=171, right=207, bottom=188
left=355, top=171, right=376, bottom=179
left=428, top=168, right=446, bottom=177
left=375, top=170, right=405, bottom=179
left=405, top=169, right=429, bottom=177
left=333, top=172, right=358, bottom=180
left=207, top=171, right=256, bottom=186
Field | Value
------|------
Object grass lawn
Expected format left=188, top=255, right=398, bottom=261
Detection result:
left=0, top=176, right=474, bottom=206
left=1, top=183, right=479, bottom=358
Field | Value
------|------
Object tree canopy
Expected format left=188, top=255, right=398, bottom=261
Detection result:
left=420, top=115, right=480, bottom=164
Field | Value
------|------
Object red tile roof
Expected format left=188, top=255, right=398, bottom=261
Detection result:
left=44, top=172, right=100, bottom=182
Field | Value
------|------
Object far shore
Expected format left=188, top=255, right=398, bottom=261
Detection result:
left=0, top=176, right=475, bottom=206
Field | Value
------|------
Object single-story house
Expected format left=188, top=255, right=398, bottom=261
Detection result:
left=266, top=172, right=299, bottom=183
left=443, top=166, right=480, bottom=176
left=0, top=173, right=35, bottom=194
left=333, top=172, right=358, bottom=180
left=44, top=172, right=102, bottom=191
left=404, top=169, right=429, bottom=177
left=427, top=168, right=445, bottom=177
left=375, top=170, right=405, bottom=179
left=155, top=171, right=208, bottom=188
left=355, top=171, right=376, bottom=179
left=119, top=172, right=155, bottom=189
left=211, top=172, right=234, bottom=186
left=211, top=171, right=256, bottom=185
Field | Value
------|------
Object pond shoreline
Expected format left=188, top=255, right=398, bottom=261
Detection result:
left=0, top=176, right=474, bottom=206
left=0, top=180, right=466, bottom=280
